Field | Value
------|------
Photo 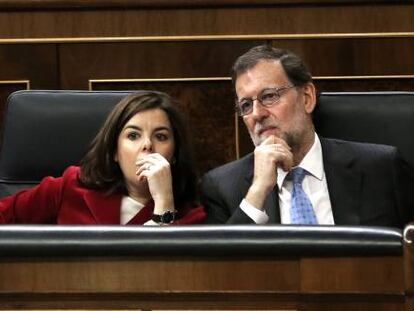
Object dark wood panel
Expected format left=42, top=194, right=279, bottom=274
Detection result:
left=91, top=80, right=235, bottom=176
left=304, top=301, right=404, bottom=311
left=58, top=38, right=414, bottom=90
left=0, top=0, right=404, bottom=10
left=0, top=44, right=58, bottom=141
left=0, top=4, right=413, bottom=38
left=0, top=258, right=299, bottom=292
left=301, top=257, right=404, bottom=292
left=59, top=41, right=263, bottom=90
left=271, top=38, right=414, bottom=76
left=0, top=255, right=407, bottom=309
left=0, top=44, right=57, bottom=86
left=314, top=78, right=414, bottom=92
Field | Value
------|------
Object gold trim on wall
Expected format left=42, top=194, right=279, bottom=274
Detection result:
left=0, top=80, right=30, bottom=89
left=1, top=32, right=414, bottom=44
left=88, top=75, right=414, bottom=91
left=314, top=75, right=414, bottom=80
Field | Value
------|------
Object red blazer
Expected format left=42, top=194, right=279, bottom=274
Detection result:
left=0, top=166, right=206, bottom=225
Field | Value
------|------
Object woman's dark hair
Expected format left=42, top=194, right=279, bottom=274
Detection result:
left=231, top=44, right=313, bottom=88
left=79, top=91, right=197, bottom=205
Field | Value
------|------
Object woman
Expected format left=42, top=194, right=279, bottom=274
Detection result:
left=0, top=91, right=206, bottom=225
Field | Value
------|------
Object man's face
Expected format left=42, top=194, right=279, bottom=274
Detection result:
left=235, top=59, right=315, bottom=149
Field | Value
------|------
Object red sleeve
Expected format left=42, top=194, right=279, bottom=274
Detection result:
left=173, top=203, right=207, bottom=224
left=0, top=166, right=77, bottom=224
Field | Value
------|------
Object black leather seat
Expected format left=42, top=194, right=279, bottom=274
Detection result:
left=314, top=91, right=414, bottom=170
left=0, top=90, right=132, bottom=197
left=0, top=90, right=413, bottom=198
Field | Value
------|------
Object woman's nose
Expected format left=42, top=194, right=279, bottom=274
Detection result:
left=142, top=138, right=153, bottom=152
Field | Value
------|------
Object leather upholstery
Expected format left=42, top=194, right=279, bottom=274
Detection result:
left=0, top=225, right=402, bottom=257
left=314, top=92, right=414, bottom=170
left=1, top=90, right=413, bottom=198
left=0, top=90, right=132, bottom=197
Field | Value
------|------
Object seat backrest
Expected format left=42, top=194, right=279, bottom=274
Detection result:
left=1, top=90, right=413, bottom=198
left=0, top=90, right=132, bottom=197
left=314, top=92, right=414, bottom=170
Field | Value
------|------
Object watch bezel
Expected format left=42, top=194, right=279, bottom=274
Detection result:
left=152, top=210, right=177, bottom=224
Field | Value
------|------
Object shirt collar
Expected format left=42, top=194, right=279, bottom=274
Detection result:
left=277, top=133, right=324, bottom=189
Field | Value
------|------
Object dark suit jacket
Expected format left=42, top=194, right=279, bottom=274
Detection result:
left=201, top=138, right=414, bottom=228
left=0, top=166, right=206, bottom=224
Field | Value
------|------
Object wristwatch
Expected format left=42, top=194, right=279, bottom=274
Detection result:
left=152, top=210, right=177, bottom=224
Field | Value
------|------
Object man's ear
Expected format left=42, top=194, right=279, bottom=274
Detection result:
left=302, top=82, right=317, bottom=114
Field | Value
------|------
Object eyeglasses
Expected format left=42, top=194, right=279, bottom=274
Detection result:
left=235, top=85, right=296, bottom=116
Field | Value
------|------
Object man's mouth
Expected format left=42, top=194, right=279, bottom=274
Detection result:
left=258, top=126, right=279, bottom=136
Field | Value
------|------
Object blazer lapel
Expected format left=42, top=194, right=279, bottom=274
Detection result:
left=83, top=191, right=122, bottom=224
left=321, top=138, right=362, bottom=225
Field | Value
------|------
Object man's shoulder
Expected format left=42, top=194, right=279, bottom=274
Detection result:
left=321, top=137, right=397, bottom=154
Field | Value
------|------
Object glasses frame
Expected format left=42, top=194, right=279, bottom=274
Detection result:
left=235, top=85, right=296, bottom=116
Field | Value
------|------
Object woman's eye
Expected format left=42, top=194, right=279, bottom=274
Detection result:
left=127, top=132, right=140, bottom=140
left=155, top=133, right=169, bottom=141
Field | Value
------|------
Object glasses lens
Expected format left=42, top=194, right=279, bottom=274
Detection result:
left=258, top=89, right=280, bottom=106
left=238, top=99, right=253, bottom=116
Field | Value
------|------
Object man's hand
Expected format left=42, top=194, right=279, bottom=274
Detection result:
left=245, top=135, right=293, bottom=210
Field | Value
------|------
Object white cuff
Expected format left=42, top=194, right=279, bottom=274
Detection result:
left=143, top=219, right=161, bottom=226
left=240, top=199, right=269, bottom=224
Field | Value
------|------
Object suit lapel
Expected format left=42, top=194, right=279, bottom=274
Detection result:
left=243, top=154, right=280, bottom=223
left=83, top=190, right=122, bottom=224
left=321, top=138, right=362, bottom=225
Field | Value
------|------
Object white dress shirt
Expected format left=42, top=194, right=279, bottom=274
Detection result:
left=120, top=196, right=158, bottom=225
left=240, top=134, right=334, bottom=225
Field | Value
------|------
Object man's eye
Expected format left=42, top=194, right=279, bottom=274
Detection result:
left=260, top=91, right=278, bottom=102
left=240, top=100, right=253, bottom=112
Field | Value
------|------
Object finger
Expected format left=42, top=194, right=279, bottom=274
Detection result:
left=136, top=163, right=153, bottom=176
left=136, top=153, right=167, bottom=166
left=260, top=135, right=277, bottom=146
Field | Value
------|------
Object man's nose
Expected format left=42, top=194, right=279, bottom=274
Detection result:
left=251, top=99, right=269, bottom=120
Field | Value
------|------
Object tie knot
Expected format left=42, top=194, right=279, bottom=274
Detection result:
left=291, top=167, right=307, bottom=184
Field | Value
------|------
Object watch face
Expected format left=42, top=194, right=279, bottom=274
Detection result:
left=161, top=211, right=174, bottom=223
left=152, top=211, right=177, bottom=223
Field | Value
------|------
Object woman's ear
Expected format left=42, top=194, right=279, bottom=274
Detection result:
left=114, top=153, right=118, bottom=162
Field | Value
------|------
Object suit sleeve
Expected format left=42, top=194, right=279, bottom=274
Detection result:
left=393, top=150, right=414, bottom=225
left=201, top=172, right=255, bottom=224
left=0, top=175, right=65, bottom=224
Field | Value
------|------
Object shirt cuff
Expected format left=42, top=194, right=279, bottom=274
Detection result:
left=239, top=199, right=269, bottom=224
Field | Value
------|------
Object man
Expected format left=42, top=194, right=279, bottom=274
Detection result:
left=201, top=45, right=414, bottom=227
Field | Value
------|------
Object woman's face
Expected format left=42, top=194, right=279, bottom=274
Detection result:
left=115, top=108, right=175, bottom=191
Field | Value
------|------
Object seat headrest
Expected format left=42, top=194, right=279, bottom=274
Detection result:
left=0, top=90, right=133, bottom=195
left=315, top=92, right=414, bottom=170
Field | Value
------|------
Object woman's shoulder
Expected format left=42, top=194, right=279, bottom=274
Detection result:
left=61, top=166, right=81, bottom=178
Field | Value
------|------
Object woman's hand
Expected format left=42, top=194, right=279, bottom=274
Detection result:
left=135, top=153, right=175, bottom=214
